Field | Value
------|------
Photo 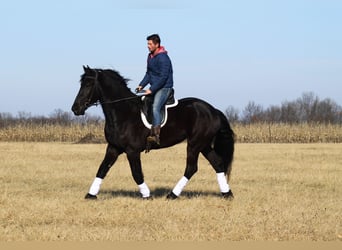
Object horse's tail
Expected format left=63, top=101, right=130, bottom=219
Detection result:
left=213, top=111, right=235, bottom=180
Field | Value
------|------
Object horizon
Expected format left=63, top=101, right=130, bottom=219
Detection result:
left=1, top=91, right=340, bottom=122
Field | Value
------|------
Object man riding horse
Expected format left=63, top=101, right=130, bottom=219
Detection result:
left=136, top=34, right=174, bottom=145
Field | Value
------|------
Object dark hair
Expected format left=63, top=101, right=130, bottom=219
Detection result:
left=146, top=34, right=161, bottom=47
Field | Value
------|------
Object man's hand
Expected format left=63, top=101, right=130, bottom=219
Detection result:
left=135, top=86, right=143, bottom=93
left=145, top=89, right=152, bottom=95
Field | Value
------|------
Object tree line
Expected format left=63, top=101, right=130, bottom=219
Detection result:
left=225, top=92, right=342, bottom=124
left=0, top=109, right=103, bottom=128
left=1, top=92, right=341, bottom=127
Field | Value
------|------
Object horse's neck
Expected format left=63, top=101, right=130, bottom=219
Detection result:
left=99, top=78, right=138, bottom=126
left=100, top=84, right=133, bottom=102
left=100, top=92, right=139, bottom=126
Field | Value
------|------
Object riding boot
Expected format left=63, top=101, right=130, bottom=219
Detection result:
left=147, top=125, right=161, bottom=145
left=154, top=125, right=161, bottom=145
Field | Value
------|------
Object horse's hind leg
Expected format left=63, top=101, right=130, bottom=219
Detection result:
left=201, top=146, right=233, bottom=199
left=85, top=144, right=121, bottom=199
left=167, top=145, right=200, bottom=199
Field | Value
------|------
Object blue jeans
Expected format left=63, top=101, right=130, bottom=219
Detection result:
left=152, top=88, right=172, bottom=126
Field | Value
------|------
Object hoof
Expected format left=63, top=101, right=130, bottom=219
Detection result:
left=222, top=190, right=234, bottom=200
left=166, top=192, right=178, bottom=200
left=85, top=193, right=97, bottom=200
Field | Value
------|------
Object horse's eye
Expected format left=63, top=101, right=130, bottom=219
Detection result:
left=81, top=81, right=92, bottom=87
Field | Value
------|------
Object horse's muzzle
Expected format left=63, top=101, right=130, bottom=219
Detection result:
left=71, top=103, right=85, bottom=116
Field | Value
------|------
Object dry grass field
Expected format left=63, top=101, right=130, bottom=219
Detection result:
left=1, top=123, right=342, bottom=143
left=0, top=142, right=341, bottom=241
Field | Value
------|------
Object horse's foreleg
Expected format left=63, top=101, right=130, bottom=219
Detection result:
left=85, top=144, right=121, bottom=199
left=167, top=146, right=199, bottom=199
left=126, top=152, right=150, bottom=198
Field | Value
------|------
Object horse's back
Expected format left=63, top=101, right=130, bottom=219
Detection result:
left=177, top=97, right=224, bottom=119
left=177, top=97, right=217, bottom=109
left=167, top=97, right=226, bottom=135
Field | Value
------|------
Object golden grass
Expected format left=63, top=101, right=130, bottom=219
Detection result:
left=235, top=123, right=342, bottom=143
left=0, top=124, right=103, bottom=143
left=0, top=142, right=341, bottom=241
left=1, top=123, right=342, bottom=143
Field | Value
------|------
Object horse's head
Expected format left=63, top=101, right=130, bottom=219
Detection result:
left=72, top=65, right=100, bottom=116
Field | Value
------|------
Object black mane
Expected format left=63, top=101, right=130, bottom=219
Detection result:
left=101, top=69, right=130, bottom=87
left=81, top=68, right=130, bottom=90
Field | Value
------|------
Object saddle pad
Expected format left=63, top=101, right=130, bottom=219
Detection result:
left=140, top=99, right=178, bottom=129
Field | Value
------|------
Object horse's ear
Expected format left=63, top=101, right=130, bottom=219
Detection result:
left=83, top=65, right=92, bottom=72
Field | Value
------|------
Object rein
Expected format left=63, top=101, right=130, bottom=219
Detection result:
left=87, top=96, right=141, bottom=108
left=84, top=70, right=140, bottom=108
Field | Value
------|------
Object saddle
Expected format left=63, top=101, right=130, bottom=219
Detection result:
left=140, top=88, right=178, bottom=129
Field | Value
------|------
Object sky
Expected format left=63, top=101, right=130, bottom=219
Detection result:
left=1, top=0, right=341, bottom=117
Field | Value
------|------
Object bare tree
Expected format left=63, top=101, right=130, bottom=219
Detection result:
left=314, top=98, right=340, bottom=123
left=225, top=105, right=240, bottom=124
left=265, top=105, right=282, bottom=123
left=242, top=101, right=264, bottom=123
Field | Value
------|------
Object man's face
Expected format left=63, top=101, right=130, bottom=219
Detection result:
left=147, top=40, right=159, bottom=54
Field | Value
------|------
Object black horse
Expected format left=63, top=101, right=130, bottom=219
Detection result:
left=72, top=66, right=235, bottom=200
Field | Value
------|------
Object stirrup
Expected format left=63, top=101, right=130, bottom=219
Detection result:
left=145, top=136, right=159, bottom=153
left=147, top=135, right=160, bottom=145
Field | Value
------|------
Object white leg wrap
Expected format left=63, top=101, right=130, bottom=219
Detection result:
left=217, top=172, right=230, bottom=193
left=89, top=177, right=103, bottom=196
left=138, top=182, right=150, bottom=198
left=172, top=176, right=189, bottom=196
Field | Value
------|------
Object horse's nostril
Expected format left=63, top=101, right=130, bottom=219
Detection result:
left=71, top=104, right=78, bottom=113
left=71, top=103, right=83, bottom=115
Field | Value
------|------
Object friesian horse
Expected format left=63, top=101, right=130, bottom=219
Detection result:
left=71, top=66, right=235, bottom=200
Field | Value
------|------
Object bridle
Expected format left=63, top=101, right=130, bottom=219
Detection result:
left=83, top=70, right=140, bottom=108
left=83, top=71, right=99, bottom=108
